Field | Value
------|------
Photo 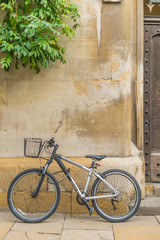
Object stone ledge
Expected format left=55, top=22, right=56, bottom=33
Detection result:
left=0, top=155, right=145, bottom=212
left=137, top=197, right=160, bottom=216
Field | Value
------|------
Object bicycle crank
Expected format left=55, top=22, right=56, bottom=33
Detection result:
left=76, top=192, right=89, bottom=205
left=76, top=193, right=94, bottom=216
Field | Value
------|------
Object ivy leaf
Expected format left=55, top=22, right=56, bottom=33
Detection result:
left=25, top=42, right=32, bottom=49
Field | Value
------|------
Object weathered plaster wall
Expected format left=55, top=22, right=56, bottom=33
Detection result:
left=0, top=0, right=138, bottom=157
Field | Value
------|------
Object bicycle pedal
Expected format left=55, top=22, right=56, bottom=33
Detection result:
left=89, top=208, right=94, bottom=216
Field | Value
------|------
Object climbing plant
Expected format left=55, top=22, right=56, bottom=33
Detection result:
left=0, top=0, right=80, bottom=73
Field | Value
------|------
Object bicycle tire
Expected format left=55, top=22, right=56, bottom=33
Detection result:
left=7, top=168, right=60, bottom=223
left=91, top=169, right=141, bottom=222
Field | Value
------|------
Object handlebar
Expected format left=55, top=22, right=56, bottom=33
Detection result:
left=48, top=137, right=55, bottom=146
left=47, top=137, right=59, bottom=153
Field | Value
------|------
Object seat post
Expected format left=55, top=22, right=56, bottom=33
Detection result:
left=90, top=159, right=96, bottom=169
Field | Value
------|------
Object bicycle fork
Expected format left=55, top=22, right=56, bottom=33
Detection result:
left=31, top=168, right=46, bottom=198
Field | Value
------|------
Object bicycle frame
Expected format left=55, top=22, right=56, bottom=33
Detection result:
left=46, top=153, right=118, bottom=201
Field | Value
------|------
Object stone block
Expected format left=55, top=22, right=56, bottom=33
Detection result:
left=0, top=159, right=19, bottom=192
left=0, top=221, right=14, bottom=240
left=4, top=231, right=60, bottom=240
left=113, top=226, right=160, bottom=240
left=153, top=183, right=160, bottom=197
left=145, top=184, right=154, bottom=196
left=61, top=230, right=114, bottom=240
left=0, top=193, right=7, bottom=207
left=57, top=192, right=71, bottom=214
left=64, top=214, right=112, bottom=230
left=12, top=213, right=65, bottom=234
left=113, top=216, right=159, bottom=226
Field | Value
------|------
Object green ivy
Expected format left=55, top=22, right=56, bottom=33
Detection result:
left=0, top=0, right=80, bottom=73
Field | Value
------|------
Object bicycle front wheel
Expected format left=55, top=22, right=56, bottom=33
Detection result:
left=91, top=169, right=141, bottom=222
left=8, top=168, right=60, bottom=223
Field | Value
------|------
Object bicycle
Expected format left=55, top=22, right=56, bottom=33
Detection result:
left=7, top=137, right=141, bottom=223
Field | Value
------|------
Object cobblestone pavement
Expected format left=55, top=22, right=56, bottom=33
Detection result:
left=1, top=212, right=160, bottom=240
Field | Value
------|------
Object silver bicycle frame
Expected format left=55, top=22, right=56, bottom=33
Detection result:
left=60, top=156, right=117, bottom=200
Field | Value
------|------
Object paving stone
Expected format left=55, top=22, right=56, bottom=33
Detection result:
left=11, top=213, right=65, bottom=234
left=4, top=231, right=60, bottom=240
left=0, top=212, right=17, bottom=222
left=113, top=216, right=159, bottom=226
left=113, top=226, right=160, bottom=240
left=64, top=214, right=112, bottom=230
left=0, top=213, right=16, bottom=240
left=61, top=230, right=114, bottom=240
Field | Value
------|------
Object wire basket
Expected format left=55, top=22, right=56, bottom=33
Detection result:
left=24, top=138, right=42, bottom=158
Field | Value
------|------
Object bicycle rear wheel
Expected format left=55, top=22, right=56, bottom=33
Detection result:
left=91, top=169, right=141, bottom=222
left=8, top=168, right=60, bottom=223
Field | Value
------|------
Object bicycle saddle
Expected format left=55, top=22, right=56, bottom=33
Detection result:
left=85, top=155, right=106, bottom=161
